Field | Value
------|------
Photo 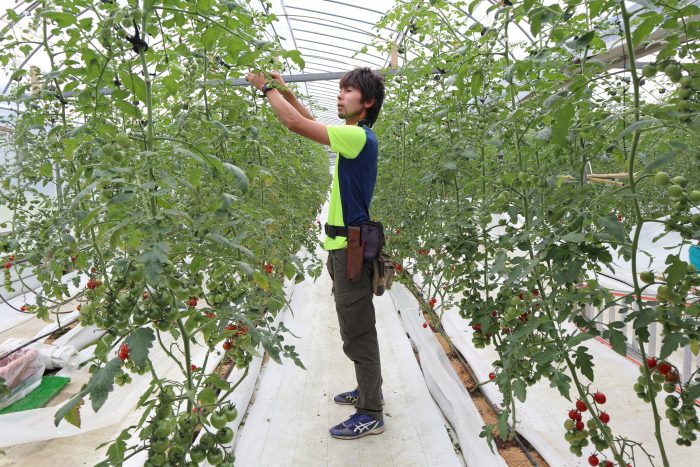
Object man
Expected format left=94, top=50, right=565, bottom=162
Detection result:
left=245, top=68, right=386, bottom=440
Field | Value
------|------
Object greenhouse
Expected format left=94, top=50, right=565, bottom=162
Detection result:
left=1, top=0, right=700, bottom=466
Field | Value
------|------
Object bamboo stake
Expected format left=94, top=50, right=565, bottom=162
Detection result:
left=589, top=172, right=637, bottom=179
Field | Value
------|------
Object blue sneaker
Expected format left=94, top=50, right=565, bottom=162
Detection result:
left=329, top=413, right=385, bottom=439
left=333, top=388, right=384, bottom=406
left=333, top=388, right=359, bottom=405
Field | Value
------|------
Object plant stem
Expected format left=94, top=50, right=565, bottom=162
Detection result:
left=618, top=1, right=670, bottom=464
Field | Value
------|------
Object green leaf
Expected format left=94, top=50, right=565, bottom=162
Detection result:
left=618, top=118, right=658, bottom=139
left=104, top=429, right=130, bottom=465
left=552, top=103, right=574, bottom=147
left=533, top=349, right=560, bottom=364
left=223, top=163, right=249, bottom=193
left=88, top=358, right=123, bottom=412
left=549, top=370, right=572, bottom=400
left=129, top=73, right=148, bottom=103
left=208, top=234, right=255, bottom=259
left=643, top=150, right=680, bottom=173
left=204, top=374, right=229, bottom=392
left=633, top=15, right=662, bottom=46
left=471, top=70, right=483, bottom=97
left=283, top=49, right=306, bottom=69
left=659, top=333, right=689, bottom=360
left=512, top=378, right=527, bottom=402
left=597, top=214, right=627, bottom=243
left=197, top=387, right=217, bottom=405
left=235, top=261, right=254, bottom=278
left=253, top=271, right=270, bottom=292
left=124, top=328, right=155, bottom=369
left=54, top=393, right=85, bottom=427
left=664, top=254, right=687, bottom=287
left=137, top=242, right=170, bottom=286
left=574, top=347, right=595, bottom=382
left=573, top=30, right=595, bottom=49
left=606, top=328, right=627, bottom=356
left=41, top=10, right=77, bottom=27
left=561, top=232, right=585, bottom=243
left=70, top=181, right=100, bottom=209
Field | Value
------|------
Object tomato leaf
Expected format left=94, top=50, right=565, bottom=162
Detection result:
left=87, top=358, right=123, bottom=412
left=41, top=10, right=77, bottom=27
left=124, top=328, right=155, bottom=369
left=223, top=163, right=249, bottom=194
left=659, top=333, right=689, bottom=360
left=137, top=241, right=170, bottom=287
left=574, top=346, right=595, bottom=382
left=549, top=369, right=572, bottom=400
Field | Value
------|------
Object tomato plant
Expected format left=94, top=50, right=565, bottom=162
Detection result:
left=374, top=1, right=699, bottom=466
left=0, top=0, right=326, bottom=464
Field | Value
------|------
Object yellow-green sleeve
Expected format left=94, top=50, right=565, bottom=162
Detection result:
left=327, top=125, right=367, bottom=159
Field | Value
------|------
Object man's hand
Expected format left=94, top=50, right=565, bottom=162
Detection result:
left=269, top=71, right=287, bottom=90
left=245, top=71, right=266, bottom=91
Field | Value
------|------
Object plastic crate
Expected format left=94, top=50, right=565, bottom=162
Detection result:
left=690, top=245, right=700, bottom=271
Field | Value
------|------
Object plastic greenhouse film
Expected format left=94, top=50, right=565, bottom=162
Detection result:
left=389, top=283, right=508, bottom=467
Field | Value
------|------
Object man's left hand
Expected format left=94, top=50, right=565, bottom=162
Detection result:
left=245, top=71, right=266, bottom=91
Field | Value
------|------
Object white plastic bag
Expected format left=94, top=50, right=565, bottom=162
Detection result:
left=0, top=348, right=45, bottom=410
left=1, top=338, right=79, bottom=370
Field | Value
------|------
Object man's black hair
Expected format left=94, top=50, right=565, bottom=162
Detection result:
left=339, top=67, right=385, bottom=127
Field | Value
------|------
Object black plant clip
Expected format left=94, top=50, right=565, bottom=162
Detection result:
left=126, top=20, right=148, bottom=53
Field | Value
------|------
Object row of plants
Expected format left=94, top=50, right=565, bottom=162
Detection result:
left=1, top=0, right=327, bottom=465
left=373, top=1, right=699, bottom=466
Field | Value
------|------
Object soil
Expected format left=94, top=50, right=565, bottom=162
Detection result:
left=422, top=310, right=549, bottom=467
left=44, top=319, right=79, bottom=345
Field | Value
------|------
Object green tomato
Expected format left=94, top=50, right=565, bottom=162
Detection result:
left=215, top=427, right=234, bottom=444
left=168, top=445, right=185, bottom=463
left=665, top=64, right=682, bottom=80
left=223, top=404, right=238, bottom=422
left=666, top=395, right=680, bottom=408
left=102, top=143, right=116, bottom=157
left=668, top=185, right=684, bottom=199
left=199, top=432, right=215, bottom=450
left=154, top=420, right=173, bottom=439
left=654, top=171, right=670, bottom=187
left=564, top=419, right=575, bottom=430
left=642, top=64, right=657, bottom=78
left=640, top=271, right=655, bottom=284
left=680, top=75, right=694, bottom=89
left=207, top=447, right=224, bottom=465
left=189, top=447, right=207, bottom=463
left=178, top=413, right=197, bottom=432
left=210, top=411, right=227, bottom=430
left=689, top=191, right=700, bottom=203
left=672, top=176, right=688, bottom=187
left=150, top=453, right=167, bottom=467
left=132, top=8, right=143, bottom=23
left=115, top=132, right=131, bottom=149
left=151, top=438, right=169, bottom=454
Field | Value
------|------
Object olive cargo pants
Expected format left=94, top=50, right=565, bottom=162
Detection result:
left=326, top=248, right=384, bottom=422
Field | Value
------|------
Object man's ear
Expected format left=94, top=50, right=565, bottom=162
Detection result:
left=362, top=98, right=375, bottom=110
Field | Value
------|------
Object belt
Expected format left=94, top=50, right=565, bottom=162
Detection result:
left=324, top=224, right=348, bottom=238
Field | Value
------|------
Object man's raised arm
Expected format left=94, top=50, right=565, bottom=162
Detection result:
left=245, top=71, right=330, bottom=147
left=269, top=72, right=316, bottom=121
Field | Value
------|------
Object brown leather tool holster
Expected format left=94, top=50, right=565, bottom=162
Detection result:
left=346, top=225, right=364, bottom=282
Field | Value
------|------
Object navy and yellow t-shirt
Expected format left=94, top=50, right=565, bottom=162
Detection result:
left=323, top=124, right=378, bottom=251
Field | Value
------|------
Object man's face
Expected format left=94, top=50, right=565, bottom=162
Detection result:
left=337, top=85, right=372, bottom=121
